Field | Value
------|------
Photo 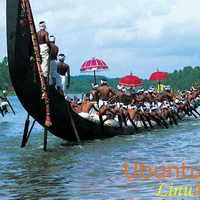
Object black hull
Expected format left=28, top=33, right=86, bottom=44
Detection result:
left=6, top=0, right=186, bottom=142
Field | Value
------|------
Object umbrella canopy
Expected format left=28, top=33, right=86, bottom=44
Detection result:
left=149, top=71, right=169, bottom=81
left=80, top=56, right=108, bottom=84
left=119, top=72, right=143, bottom=87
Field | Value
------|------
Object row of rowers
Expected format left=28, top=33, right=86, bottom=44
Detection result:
left=65, top=79, right=200, bottom=127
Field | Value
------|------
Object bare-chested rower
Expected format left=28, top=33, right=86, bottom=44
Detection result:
left=57, top=53, right=70, bottom=94
left=104, top=102, right=119, bottom=127
left=78, top=93, right=99, bottom=121
left=37, top=21, right=50, bottom=78
left=95, top=79, right=115, bottom=108
left=115, top=85, right=131, bottom=106
left=0, top=85, right=9, bottom=113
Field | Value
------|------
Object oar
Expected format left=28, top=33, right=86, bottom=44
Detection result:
left=65, top=100, right=81, bottom=145
left=148, top=113, right=162, bottom=126
left=143, top=114, right=153, bottom=129
left=0, top=107, right=4, bottom=117
left=99, top=113, right=105, bottom=134
left=127, top=113, right=138, bottom=130
left=171, top=113, right=178, bottom=125
left=156, top=113, right=169, bottom=127
left=121, top=112, right=127, bottom=127
left=118, top=114, right=123, bottom=132
left=192, top=108, right=200, bottom=116
left=7, top=99, right=15, bottom=114
left=137, top=112, right=148, bottom=129
left=175, top=112, right=182, bottom=120
left=21, top=113, right=30, bottom=148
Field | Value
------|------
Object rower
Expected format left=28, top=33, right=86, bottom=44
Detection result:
left=115, top=85, right=131, bottom=107
left=0, top=85, right=9, bottom=115
left=104, top=101, right=119, bottom=127
left=78, top=93, right=99, bottom=121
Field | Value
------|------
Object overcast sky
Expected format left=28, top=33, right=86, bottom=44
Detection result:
left=2, top=0, right=200, bottom=79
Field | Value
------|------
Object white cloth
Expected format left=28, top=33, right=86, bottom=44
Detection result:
left=1, top=102, right=9, bottom=114
left=78, top=112, right=93, bottom=121
left=39, top=44, right=49, bottom=77
left=94, top=114, right=106, bottom=123
left=50, top=60, right=57, bottom=78
left=98, top=100, right=108, bottom=108
left=56, top=73, right=66, bottom=92
left=104, top=119, right=118, bottom=127
left=135, top=121, right=143, bottom=127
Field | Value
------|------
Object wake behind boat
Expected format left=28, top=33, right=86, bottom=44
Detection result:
left=6, top=0, right=200, bottom=150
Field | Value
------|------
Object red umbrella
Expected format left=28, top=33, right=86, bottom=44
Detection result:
left=149, top=69, right=169, bottom=90
left=80, top=56, right=108, bottom=84
left=119, top=71, right=143, bottom=87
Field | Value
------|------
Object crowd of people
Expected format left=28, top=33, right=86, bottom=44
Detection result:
left=65, top=79, right=200, bottom=128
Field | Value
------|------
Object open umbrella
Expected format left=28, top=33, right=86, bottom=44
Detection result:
left=119, top=71, right=143, bottom=87
left=80, top=56, right=108, bottom=84
left=149, top=69, right=169, bottom=90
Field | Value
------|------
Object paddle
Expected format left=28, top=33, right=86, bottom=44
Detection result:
left=148, top=113, right=162, bottom=126
left=137, top=112, right=148, bottom=129
left=121, top=112, right=127, bottom=127
left=193, top=108, right=200, bottom=116
left=143, top=113, right=153, bottom=129
left=0, top=107, right=4, bottom=117
left=65, top=99, right=81, bottom=145
left=175, top=112, right=182, bottom=120
left=170, top=112, right=177, bottom=125
left=156, top=113, right=169, bottom=127
left=21, top=113, right=30, bottom=148
left=127, top=113, right=138, bottom=130
left=7, top=99, right=15, bottom=115
left=118, top=114, right=123, bottom=132
left=99, top=113, right=105, bottom=134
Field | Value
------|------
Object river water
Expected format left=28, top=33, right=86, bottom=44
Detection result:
left=0, top=96, right=200, bottom=199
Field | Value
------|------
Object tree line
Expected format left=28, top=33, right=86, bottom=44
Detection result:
left=0, top=56, right=199, bottom=93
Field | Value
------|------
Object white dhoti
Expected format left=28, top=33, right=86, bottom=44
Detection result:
left=135, top=121, right=143, bottom=127
left=56, top=74, right=66, bottom=92
left=144, top=102, right=151, bottom=109
left=78, top=112, right=93, bottom=121
left=98, top=100, right=108, bottom=108
left=50, top=60, right=57, bottom=78
left=89, top=102, right=98, bottom=117
left=39, top=43, right=49, bottom=77
left=104, top=119, right=118, bottom=127
left=94, top=114, right=106, bottom=123
left=1, top=102, right=9, bottom=114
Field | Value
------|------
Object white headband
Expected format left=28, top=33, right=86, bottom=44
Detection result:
left=58, top=54, right=67, bottom=61
left=117, top=85, right=123, bottom=91
left=101, top=80, right=107, bottom=85
left=92, top=83, right=98, bottom=89
left=38, top=21, right=46, bottom=30
left=49, top=35, right=57, bottom=42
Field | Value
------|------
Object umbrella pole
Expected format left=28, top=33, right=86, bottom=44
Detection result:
left=94, top=70, right=96, bottom=84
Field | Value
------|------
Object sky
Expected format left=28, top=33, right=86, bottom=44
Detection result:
left=1, top=0, right=200, bottom=79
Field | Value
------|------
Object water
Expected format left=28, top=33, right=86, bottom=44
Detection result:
left=0, top=96, right=200, bottom=199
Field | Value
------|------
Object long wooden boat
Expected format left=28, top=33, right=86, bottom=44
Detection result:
left=6, top=0, right=187, bottom=143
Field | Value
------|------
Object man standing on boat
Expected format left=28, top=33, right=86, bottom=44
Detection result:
left=37, top=21, right=50, bottom=79
left=0, top=85, right=9, bottom=115
left=56, top=53, right=70, bottom=94
left=95, top=79, right=115, bottom=108
left=49, top=35, right=59, bottom=87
